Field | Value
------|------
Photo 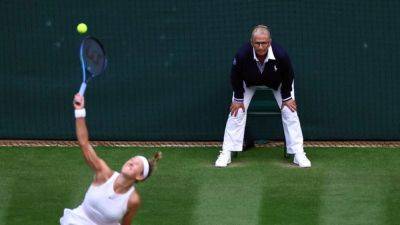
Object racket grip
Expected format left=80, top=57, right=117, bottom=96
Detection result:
left=78, top=82, right=87, bottom=96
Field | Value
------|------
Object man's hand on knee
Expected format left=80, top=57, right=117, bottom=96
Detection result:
left=230, top=102, right=245, bottom=117
left=282, top=99, right=297, bottom=112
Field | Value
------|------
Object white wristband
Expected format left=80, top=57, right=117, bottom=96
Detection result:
left=74, top=108, right=86, bottom=118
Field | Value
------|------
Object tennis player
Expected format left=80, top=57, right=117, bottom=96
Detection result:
left=60, top=93, right=161, bottom=225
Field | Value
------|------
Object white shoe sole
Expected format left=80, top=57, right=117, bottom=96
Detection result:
left=215, top=164, right=228, bottom=168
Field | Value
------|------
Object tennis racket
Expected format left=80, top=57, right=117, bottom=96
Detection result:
left=77, top=36, right=107, bottom=96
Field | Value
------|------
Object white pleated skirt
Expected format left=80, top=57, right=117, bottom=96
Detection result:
left=60, top=206, right=97, bottom=225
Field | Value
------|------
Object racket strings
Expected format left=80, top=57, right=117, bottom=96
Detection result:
left=82, top=38, right=106, bottom=76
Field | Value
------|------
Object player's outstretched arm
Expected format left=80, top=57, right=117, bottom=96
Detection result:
left=73, top=94, right=112, bottom=180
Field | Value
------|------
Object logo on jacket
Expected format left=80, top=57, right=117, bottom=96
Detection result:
left=274, top=65, right=278, bottom=71
left=233, top=58, right=237, bottom=65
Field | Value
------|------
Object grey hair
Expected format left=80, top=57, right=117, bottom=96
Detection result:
left=250, top=25, right=271, bottom=41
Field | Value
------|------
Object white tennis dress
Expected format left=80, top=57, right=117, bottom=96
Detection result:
left=60, top=172, right=135, bottom=225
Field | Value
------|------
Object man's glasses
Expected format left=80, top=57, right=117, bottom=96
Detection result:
left=253, top=41, right=270, bottom=47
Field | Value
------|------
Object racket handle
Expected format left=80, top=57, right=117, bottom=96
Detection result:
left=78, top=82, right=87, bottom=96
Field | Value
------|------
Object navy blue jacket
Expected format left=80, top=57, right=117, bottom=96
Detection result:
left=231, top=42, right=295, bottom=101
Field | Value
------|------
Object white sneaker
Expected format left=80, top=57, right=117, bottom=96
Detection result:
left=215, top=150, right=231, bottom=167
left=294, top=152, right=311, bottom=168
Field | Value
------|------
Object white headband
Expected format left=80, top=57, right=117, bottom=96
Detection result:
left=137, top=156, right=149, bottom=179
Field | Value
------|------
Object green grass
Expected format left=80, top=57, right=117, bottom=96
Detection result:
left=0, top=147, right=399, bottom=225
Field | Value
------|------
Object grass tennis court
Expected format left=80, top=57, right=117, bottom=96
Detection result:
left=0, top=146, right=399, bottom=225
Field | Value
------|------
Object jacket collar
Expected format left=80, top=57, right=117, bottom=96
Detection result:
left=252, top=45, right=275, bottom=63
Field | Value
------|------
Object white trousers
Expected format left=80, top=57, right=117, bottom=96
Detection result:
left=222, top=84, right=304, bottom=154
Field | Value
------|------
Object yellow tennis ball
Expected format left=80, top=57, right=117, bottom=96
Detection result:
left=77, top=23, right=88, bottom=34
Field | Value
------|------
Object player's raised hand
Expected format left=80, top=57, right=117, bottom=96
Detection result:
left=282, top=99, right=297, bottom=112
left=73, top=94, right=85, bottom=109
left=230, top=102, right=245, bottom=117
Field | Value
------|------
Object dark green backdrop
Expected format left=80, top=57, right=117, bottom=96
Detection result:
left=1, top=1, right=399, bottom=140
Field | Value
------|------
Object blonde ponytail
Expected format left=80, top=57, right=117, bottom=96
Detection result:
left=143, top=151, right=162, bottom=181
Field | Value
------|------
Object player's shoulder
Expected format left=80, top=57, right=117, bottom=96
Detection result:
left=128, top=189, right=141, bottom=208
